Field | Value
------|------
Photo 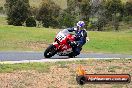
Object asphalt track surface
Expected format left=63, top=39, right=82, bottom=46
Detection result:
left=0, top=51, right=132, bottom=62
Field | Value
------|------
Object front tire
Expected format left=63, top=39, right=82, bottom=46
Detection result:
left=44, top=44, right=57, bottom=58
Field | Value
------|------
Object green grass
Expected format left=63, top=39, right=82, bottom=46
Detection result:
left=0, top=25, right=59, bottom=51
left=0, top=24, right=132, bottom=54
left=0, top=62, right=52, bottom=73
left=83, top=31, right=132, bottom=54
left=108, top=66, right=122, bottom=72
left=0, top=59, right=132, bottom=73
left=0, top=16, right=132, bottom=54
left=0, top=17, right=7, bottom=25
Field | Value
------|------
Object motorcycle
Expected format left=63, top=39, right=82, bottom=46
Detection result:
left=44, top=29, right=78, bottom=58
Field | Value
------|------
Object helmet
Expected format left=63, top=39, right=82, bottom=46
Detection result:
left=77, top=21, right=85, bottom=28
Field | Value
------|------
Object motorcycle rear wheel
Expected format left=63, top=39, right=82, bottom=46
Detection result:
left=68, top=52, right=75, bottom=58
left=44, top=44, right=57, bottom=58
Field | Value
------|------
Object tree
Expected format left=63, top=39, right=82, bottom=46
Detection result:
left=25, top=17, right=36, bottom=27
left=5, top=0, right=30, bottom=26
left=36, top=0, right=60, bottom=28
left=0, top=7, right=5, bottom=14
left=66, top=0, right=92, bottom=28
left=67, top=0, right=82, bottom=21
left=96, top=16, right=107, bottom=31
left=103, top=0, right=123, bottom=20
left=105, top=0, right=122, bottom=14
left=30, top=6, right=38, bottom=17
left=104, top=0, right=123, bottom=31
left=80, top=0, right=91, bottom=28
left=58, top=10, right=76, bottom=28
left=124, top=2, right=132, bottom=16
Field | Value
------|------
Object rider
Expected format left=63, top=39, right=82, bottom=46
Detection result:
left=67, top=21, right=89, bottom=56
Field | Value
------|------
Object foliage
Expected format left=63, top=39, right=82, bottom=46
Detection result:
left=36, top=0, right=60, bottom=28
left=96, top=16, right=108, bottom=31
left=124, top=1, right=132, bottom=16
left=3, top=0, right=132, bottom=30
left=104, top=0, right=123, bottom=15
left=58, top=10, right=76, bottom=28
left=57, top=0, right=78, bottom=28
left=5, top=0, right=30, bottom=26
left=0, top=6, right=5, bottom=14
left=66, top=0, right=92, bottom=27
left=81, top=0, right=91, bottom=21
left=94, top=0, right=124, bottom=31
left=25, top=16, right=36, bottom=27
left=30, top=6, right=38, bottom=17
left=123, top=16, right=132, bottom=23
left=67, top=0, right=78, bottom=16
left=80, top=0, right=91, bottom=29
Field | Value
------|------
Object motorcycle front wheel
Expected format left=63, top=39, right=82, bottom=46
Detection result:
left=44, top=44, right=57, bottom=58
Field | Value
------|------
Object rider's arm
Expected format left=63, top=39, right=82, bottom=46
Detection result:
left=86, top=37, right=90, bottom=42
left=67, top=27, right=76, bottom=32
left=83, top=29, right=90, bottom=42
left=81, top=29, right=87, bottom=38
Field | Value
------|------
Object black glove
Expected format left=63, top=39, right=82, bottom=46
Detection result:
left=70, top=41, right=78, bottom=47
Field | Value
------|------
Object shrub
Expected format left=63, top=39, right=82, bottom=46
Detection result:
left=36, top=0, right=60, bottom=28
left=5, top=0, right=30, bottom=26
left=122, top=16, right=132, bottom=24
left=58, top=10, right=76, bottom=28
left=25, top=17, right=36, bottom=27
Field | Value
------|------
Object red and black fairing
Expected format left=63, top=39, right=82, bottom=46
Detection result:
left=44, top=30, right=76, bottom=58
left=53, top=33, right=75, bottom=55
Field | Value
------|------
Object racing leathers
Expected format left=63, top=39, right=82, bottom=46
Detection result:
left=67, top=27, right=87, bottom=56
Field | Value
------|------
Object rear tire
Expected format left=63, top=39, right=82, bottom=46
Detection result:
left=44, top=44, right=57, bottom=58
left=68, top=52, right=75, bottom=58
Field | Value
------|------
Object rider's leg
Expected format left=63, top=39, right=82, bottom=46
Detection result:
left=71, top=41, right=82, bottom=55
left=74, top=38, right=86, bottom=55
left=69, top=38, right=85, bottom=56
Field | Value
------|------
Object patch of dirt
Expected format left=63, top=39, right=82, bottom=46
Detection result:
left=0, top=59, right=132, bottom=88
left=0, top=67, right=73, bottom=88
left=17, top=41, right=49, bottom=51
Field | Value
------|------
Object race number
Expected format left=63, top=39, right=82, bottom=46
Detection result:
left=56, top=32, right=66, bottom=41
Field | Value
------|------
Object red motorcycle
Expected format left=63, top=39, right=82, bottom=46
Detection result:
left=44, top=29, right=77, bottom=58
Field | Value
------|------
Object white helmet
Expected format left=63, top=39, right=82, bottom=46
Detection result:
left=77, top=21, right=85, bottom=28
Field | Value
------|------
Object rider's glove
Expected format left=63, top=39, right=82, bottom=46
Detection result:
left=70, top=41, right=77, bottom=47
left=86, top=37, right=90, bottom=42
left=73, top=27, right=77, bottom=31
